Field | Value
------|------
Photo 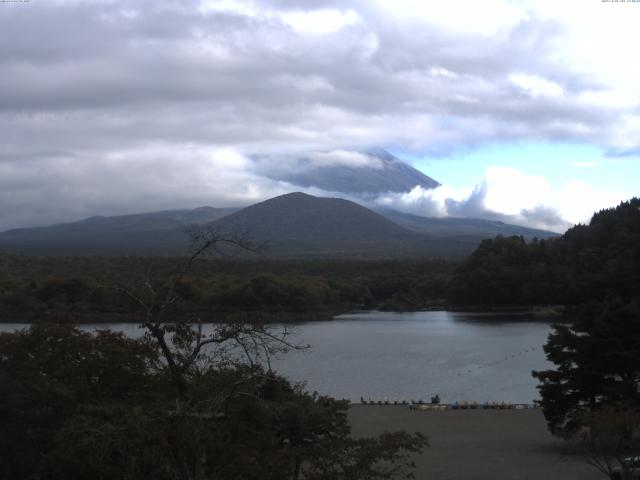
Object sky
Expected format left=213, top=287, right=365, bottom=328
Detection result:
left=1, top=0, right=639, bottom=232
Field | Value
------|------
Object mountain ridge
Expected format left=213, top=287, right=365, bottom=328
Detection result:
left=376, top=208, right=557, bottom=240
left=0, top=193, right=558, bottom=258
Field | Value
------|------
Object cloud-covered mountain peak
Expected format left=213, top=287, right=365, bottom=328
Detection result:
left=255, top=149, right=439, bottom=196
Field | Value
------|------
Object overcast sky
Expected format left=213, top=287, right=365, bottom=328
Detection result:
left=1, top=0, right=639, bottom=231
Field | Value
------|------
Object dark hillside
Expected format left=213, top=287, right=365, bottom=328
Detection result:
left=208, top=192, right=437, bottom=258
left=0, top=207, right=236, bottom=254
left=448, top=198, right=640, bottom=306
left=212, top=192, right=412, bottom=241
left=0, top=192, right=556, bottom=259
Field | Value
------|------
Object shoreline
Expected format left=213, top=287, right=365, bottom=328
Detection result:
left=0, top=304, right=567, bottom=324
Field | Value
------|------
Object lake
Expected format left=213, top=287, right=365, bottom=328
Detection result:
left=0, top=311, right=554, bottom=404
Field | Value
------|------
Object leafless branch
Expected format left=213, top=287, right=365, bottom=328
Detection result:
left=107, top=225, right=303, bottom=397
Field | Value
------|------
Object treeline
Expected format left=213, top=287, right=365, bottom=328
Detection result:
left=449, top=198, right=640, bottom=306
left=0, top=257, right=455, bottom=321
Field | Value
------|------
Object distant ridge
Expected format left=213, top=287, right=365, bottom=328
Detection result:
left=0, top=207, right=236, bottom=254
left=0, top=193, right=557, bottom=258
left=377, top=209, right=558, bottom=240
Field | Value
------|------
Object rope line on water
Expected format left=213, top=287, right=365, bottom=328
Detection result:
left=455, top=346, right=540, bottom=378
left=358, top=346, right=545, bottom=406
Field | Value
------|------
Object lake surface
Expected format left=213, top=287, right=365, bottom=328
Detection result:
left=0, top=311, right=554, bottom=404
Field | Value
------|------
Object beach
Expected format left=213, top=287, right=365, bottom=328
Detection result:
left=348, top=406, right=604, bottom=480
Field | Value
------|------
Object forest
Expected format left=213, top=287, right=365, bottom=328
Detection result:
left=0, top=256, right=455, bottom=322
left=449, top=198, right=640, bottom=307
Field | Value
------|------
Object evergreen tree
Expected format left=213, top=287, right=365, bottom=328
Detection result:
left=533, top=300, right=640, bottom=436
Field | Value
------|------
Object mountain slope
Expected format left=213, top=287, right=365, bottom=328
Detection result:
left=209, top=192, right=429, bottom=257
left=0, top=207, right=236, bottom=254
left=377, top=209, right=558, bottom=239
left=212, top=192, right=411, bottom=241
left=0, top=193, right=557, bottom=258
left=260, top=149, right=439, bottom=195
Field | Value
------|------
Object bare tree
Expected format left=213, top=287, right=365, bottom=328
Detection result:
left=117, top=224, right=304, bottom=395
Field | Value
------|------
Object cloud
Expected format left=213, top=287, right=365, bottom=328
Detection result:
left=482, top=167, right=551, bottom=216
left=0, top=145, right=297, bottom=230
left=1, top=0, right=637, bottom=153
left=376, top=185, right=471, bottom=218
left=307, top=150, right=382, bottom=169
left=281, top=8, right=361, bottom=34
left=0, top=144, right=390, bottom=230
left=0, top=0, right=638, bottom=229
left=509, top=73, right=563, bottom=98
left=0, top=139, right=627, bottom=234
left=371, top=0, right=526, bottom=36
left=373, top=166, right=628, bottom=233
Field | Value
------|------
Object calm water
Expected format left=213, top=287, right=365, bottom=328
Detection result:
left=0, top=311, right=554, bottom=404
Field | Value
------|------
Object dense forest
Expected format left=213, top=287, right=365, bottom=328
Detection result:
left=0, top=256, right=455, bottom=322
left=449, top=198, right=640, bottom=307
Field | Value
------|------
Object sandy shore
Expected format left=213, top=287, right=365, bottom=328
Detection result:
left=348, top=405, right=604, bottom=480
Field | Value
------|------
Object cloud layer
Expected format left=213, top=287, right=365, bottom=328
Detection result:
left=374, top=166, right=627, bottom=233
left=1, top=0, right=638, bottom=230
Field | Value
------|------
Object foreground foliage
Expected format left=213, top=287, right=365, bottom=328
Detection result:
left=0, top=324, right=426, bottom=480
left=533, top=300, right=640, bottom=436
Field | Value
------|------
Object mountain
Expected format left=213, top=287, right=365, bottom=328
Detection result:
left=0, top=193, right=556, bottom=258
left=207, top=193, right=556, bottom=257
left=213, top=192, right=409, bottom=241
left=0, top=207, right=237, bottom=255
left=377, top=209, right=558, bottom=239
left=208, top=192, right=427, bottom=257
left=259, top=149, right=439, bottom=195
